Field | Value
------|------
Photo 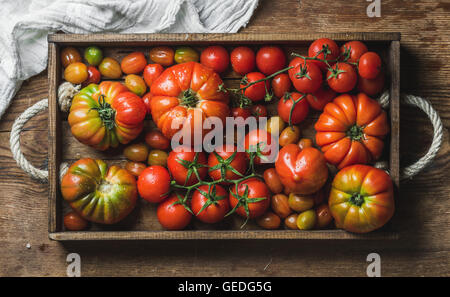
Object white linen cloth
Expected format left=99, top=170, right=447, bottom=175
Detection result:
left=0, top=0, right=259, bottom=120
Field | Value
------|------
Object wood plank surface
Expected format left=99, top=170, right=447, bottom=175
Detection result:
left=0, top=0, right=449, bottom=276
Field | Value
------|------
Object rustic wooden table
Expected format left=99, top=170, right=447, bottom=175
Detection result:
left=0, top=0, right=448, bottom=276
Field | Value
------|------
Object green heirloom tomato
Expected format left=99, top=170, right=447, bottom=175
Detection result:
left=61, top=158, right=138, bottom=224
left=174, top=47, right=199, bottom=64
left=84, top=46, right=103, bottom=66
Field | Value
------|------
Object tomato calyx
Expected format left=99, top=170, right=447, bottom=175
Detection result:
left=227, top=181, right=267, bottom=227
left=246, top=142, right=269, bottom=173
left=90, top=95, right=115, bottom=130
left=209, top=151, right=245, bottom=180
left=326, top=63, right=347, bottom=80
left=175, top=152, right=209, bottom=186
left=349, top=192, right=365, bottom=207
left=294, top=63, right=312, bottom=80
left=283, top=92, right=307, bottom=127
left=195, top=184, right=227, bottom=216
left=180, top=88, right=199, bottom=108
left=170, top=192, right=194, bottom=215
left=346, top=124, right=365, bottom=141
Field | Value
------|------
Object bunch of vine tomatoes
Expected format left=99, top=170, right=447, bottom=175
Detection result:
left=60, top=38, right=394, bottom=234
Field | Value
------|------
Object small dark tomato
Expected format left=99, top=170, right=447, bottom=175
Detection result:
left=149, top=46, right=174, bottom=67
left=174, top=47, right=199, bottom=64
left=271, top=194, right=291, bottom=218
left=284, top=213, right=298, bottom=230
left=145, top=130, right=170, bottom=150
left=263, top=168, right=284, bottom=194
left=125, top=161, right=147, bottom=177
left=298, top=138, right=313, bottom=150
left=257, top=211, right=281, bottom=229
left=64, top=211, right=88, bottom=231
left=61, top=47, right=82, bottom=68
left=315, top=204, right=333, bottom=229
left=123, top=143, right=149, bottom=162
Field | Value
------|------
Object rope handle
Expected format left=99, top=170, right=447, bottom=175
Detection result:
left=9, top=89, right=443, bottom=182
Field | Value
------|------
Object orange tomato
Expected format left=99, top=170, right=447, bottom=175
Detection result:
left=125, top=74, right=147, bottom=96
left=121, top=52, right=147, bottom=74
left=99, top=57, right=122, bottom=79
left=149, top=46, right=174, bottom=66
left=64, top=62, right=88, bottom=84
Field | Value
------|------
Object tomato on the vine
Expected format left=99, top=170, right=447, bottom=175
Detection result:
left=251, top=104, right=268, bottom=119
left=305, top=85, right=336, bottom=111
left=240, top=72, right=270, bottom=102
left=230, top=46, right=255, bottom=75
left=167, top=147, right=208, bottom=186
left=327, top=62, right=357, bottom=93
left=143, top=64, right=164, bottom=88
left=308, top=38, right=340, bottom=71
left=256, top=46, right=286, bottom=75
left=271, top=73, right=291, bottom=98
left=200, top=45, right=229, bottom=73
left=277, top=92, right=309, bottom=125
left=231, top=107, right=252, bottom=120
left=121, top=51, right=147, bottom=74
left=358, top=52, right=382, bottom=79
left=157, top=194, right=192, bottom=230
left=208, top=144, right=247, bottom=183
left=288, top=58, right=322, bottom=94
left=137, top=165, right=171, bottom=203
left=229, top=178, right=270, bottom=219
left=191, top=184, right=230, bottom=224
left=340, top=41, right=368, bottom=64
left=357, top=71, right=385, bottom=96
left=244, top=129, right=276, bottom=164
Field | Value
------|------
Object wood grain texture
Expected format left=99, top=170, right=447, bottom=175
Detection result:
left=0, top=0, right=449, bottom=276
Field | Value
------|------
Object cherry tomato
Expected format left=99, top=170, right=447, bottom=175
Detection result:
left=288, top=193, right=314, bottom=212
left=200, top=45, right=229, bottom=73
left=270, top=194, right=291, bottom=218
left=231, top=107, right=252, bottom=120
left=61, top=47, right=82, bottom=68
left=264, top=168, right=284, bottom=194
left=257, top=211, right=281, bottom=229
left=137, top=165, right=170, bottom=203
left=82, top=66, right=101, bottom=86
left=167, top=148, right=208, bottom=186
left=208, top=144, right=247, bottom=183
left=157, top=194, right=192, bottom=230
left=298, top=138, right=313, bottom=150
left=256, top=46, right=286, bottom=75
left=147, top=149, right=168, bottom=167
left=251, top=104, right=268, bottom=119
left=124, top=143, right=149, bottom=162
left=143, top=64, right=164, bottom=88
left=240, top=72, right=270, bottom=102
left=297, top=209, right=317, bottom=230
left=277, top=92, right=309, bottom=125
left=191, top=184, right=229, bottom=224
left=149, top=46, right=174, bottom=66
left=230, top=46, right=255, bottom=75
left=64, top=62, right=88, bottom=84
left=279, top=126, right=301, bottom=147
left=266, top=116, right=285, bottom=135
left=340, top=41, right=368, bottom=64
left=327, top=62, right=357, bottom=93
left=358, top=52, right=382, bottom=79
left=99, top=57, right=122, bottom=79
left=125, top=161, right=147, bottom=177
left=229, top=178, right=270, bottom=219
left=125, top=74, right=147, bottom=96
left=174, top=47, right=199, bottom=64
left=305, top=85, right=336, bottom=111
left=284, top=213, right=298, bottom=229
left=64, top=211, right=88, bottom=231
left=84, top=46, right=103, bottom=66
left=145, top=130, right=170, bottom=150
left=271, top=73, right=291, bottom=98
left=357, top=71, right=385, bottom=96
left=244, top=129, right=276, bottom=164
left=308, top=38, right=340, bottom=71
left=142, top=92, right=153, bottom=114
left=289, top=58, right=322, bottom=94
left=315, top=204, right=333, bottom=229
left=121, top=51, right=147, bottom=74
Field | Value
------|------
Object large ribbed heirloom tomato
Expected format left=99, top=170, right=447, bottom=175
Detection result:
left=68, top=81, right=146, bottom=150
left=328, top=165, right=395, bottom=233
left=61, top=158, right=138, bottom=224
left=150, top=62, right=229, bottom=140
left=315, top=93, right=389, bottom=169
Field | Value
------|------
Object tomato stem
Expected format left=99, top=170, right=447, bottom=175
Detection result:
left=180, top=88, right=199, bottom=108
left=346, top=124, right=365, bottom=141
left=349, top=193, right=365, bottom=207
left=90, top=95, right=115, bottom=130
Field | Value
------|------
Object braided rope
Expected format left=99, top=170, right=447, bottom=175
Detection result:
left=9, top=87, right=443, bottom=182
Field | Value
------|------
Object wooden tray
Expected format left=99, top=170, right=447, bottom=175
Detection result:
left=47, top=33, right=400, bottom=241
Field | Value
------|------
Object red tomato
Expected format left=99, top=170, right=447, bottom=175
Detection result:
left=340, top=41, right=368, bottom=64
left=271, top=73, right=291, bottom=98
left=200, top=45, right=229, bottom=73
left=308, top=38, right=340, bottom=71
left=191, top=184, right=230, bottom=223
left=327, top=62, right=357, bottom=93
left=305, top=85, right=336, bottom=111
left=231, top=107, right=252, bottom=120
left=137, top=165, right=170, bottom=203
left=277, top=92, right=309, bottom=125
left=244, top=129, right=276, bottom=164
left=358, top=52, right=382, bottom=79
left=157, top=194, right=192, bottom=230
left=357, top=71, right=385, bottom=96
left=229, top=178, right=270, bottom=219
left=240, top=72, right=270, bottom=102
left=256, top=46, right=286, bottom=75
left=230, top=46, right=255, bottom=75
left=143, top=64, right=163, bottom=88
left=64, top=211, right=88, bottom=231
left=208, top=144, right=248, bottom=183
left=142, top=92, right=153, bottom=114
left=83, top=66, right=101, bottom=86
left=251, top=104, right=268, bottom=119
left=167, top=147, right=208, bottom=186
left=121, top=52, right=147, bottom=74
left=288, top=57, right=322, bottom=94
